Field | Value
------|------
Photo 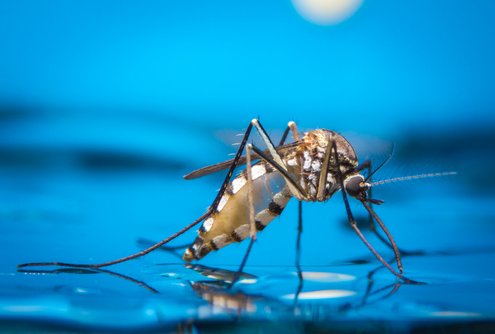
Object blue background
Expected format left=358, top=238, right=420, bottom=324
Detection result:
left=2, top=1, right=495, bottom=132
left=1, top=0, right=495, bottom=332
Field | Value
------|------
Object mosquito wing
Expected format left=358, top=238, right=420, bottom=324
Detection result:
left=183, top=141, right=299, bottom=180
left=184, top=157, right=247, bottom=180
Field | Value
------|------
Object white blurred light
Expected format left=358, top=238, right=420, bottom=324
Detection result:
left=299, top=271, right=356, bottom=282
left=283, top=289, right=356, bottom=300
left=292, top=0, right=363, bottom=25
left=431, top=311, right=481, bottom=318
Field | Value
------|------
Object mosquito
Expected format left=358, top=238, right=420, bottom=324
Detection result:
left=18, top=119, right=455, bottom=283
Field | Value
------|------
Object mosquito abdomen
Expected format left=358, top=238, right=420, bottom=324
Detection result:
left=183, top=163, right=292, bottom=261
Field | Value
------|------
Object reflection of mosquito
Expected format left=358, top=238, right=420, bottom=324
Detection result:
left=18, top=119, right=454, bottom=283
left=17, top=267, right=159, bottom=294
left=184, top=262, right=403, bottom=320
left=188, top=269, right=289, bottom=317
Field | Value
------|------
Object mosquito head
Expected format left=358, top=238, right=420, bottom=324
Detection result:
left=344, top=174, right=370, bottom=199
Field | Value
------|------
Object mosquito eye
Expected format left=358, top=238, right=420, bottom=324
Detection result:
left=344, top=175, right=365, bottom=197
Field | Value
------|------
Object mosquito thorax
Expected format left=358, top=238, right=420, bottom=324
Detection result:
left=286, top=129, right=359, bottom=202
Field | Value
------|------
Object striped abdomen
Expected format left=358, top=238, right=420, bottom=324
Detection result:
left=183, top=162, right=292, bottom=261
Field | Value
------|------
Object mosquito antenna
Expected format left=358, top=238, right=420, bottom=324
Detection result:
left=364, top=143, right=395, bottom=182
left=370, top=171, right=457, bottom=187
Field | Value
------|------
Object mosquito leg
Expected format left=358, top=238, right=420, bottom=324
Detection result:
left=17, top=212, right=211, bottom=269
left=245, top=144, right=256, bottom=241
left=358, top=160, right=418, bottom=258
left=288, top=121, right=301, bottom=141
left=137, top=239, right=190, bottom=251
left=209, top=121, right=256, bottom=210
left=136, top=239, right=187, bottom=260
left=344, top=194, right=411, bottom=282
left=250, top=144, right=307, bottom=199
left=278, top=124, right=291, bottom=146
left=19, top=120, right=259, bottom=269
left=251, top=119, right=285, bottom=167
left=229, top=119, right=306, bottom=287
left=357, top=160, right=394, bottom=249
left=330, top=141, right=417, bottom=284
left=229, top=237, right=255, bottom=289
left=294, top=200, right=304, bottom=304
left=361, top=161, right=390, bottom=250
left=359, top=160, right=387, bottom=246
left=361, top=200, right=403, bottom=273
left=296, top=201, right=303, bottom=267
left=317, top=139, right=333, bottom=200
left=230, top=143, right=257, bottom=288
left=278, top=120, right=300, bottom=144
left=186, top=120, right=301, bottom=180
left=251, top=119, right=305, bottom=198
